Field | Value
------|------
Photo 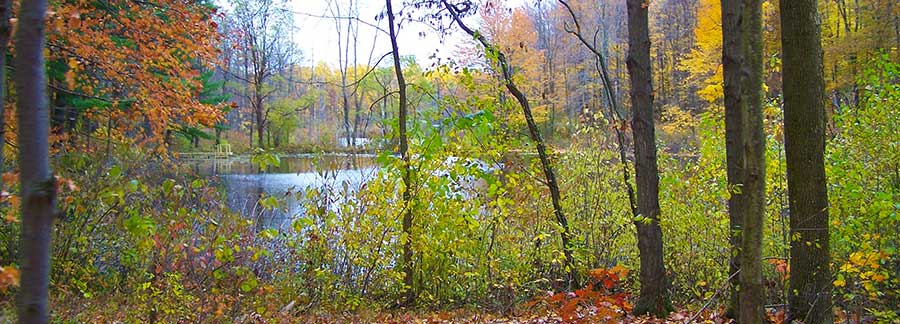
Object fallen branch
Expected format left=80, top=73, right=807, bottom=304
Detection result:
left=687, top=269, right=740, bottom=324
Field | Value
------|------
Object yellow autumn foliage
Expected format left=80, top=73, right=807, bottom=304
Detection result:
left=679, top=0, right=723, bottom=104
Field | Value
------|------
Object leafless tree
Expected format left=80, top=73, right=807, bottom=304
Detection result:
left=224, top=0, right=295, bottom=148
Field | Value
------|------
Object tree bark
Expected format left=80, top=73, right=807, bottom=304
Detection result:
left=15, top=0, right=57, bottom=320
left=0, top=0, right=10, bottom=185
left=780, top=0, right=833, bottom=323
left=625, top=0, right=669, bottom=317
left=334, top=0, right=354, bottom=148
left=739, top=0, right=765, bottom=322
left=255, top=93, right=265, bottom=148
left=443, top=0, right=577, bottom=287
left=720, top=0, right=745, bottom=317
left=385, top=0, right=415, bottom=306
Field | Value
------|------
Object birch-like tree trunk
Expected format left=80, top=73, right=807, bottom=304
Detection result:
left=16, top=0, right=57, bottom=320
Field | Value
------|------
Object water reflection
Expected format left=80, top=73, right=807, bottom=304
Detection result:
left=191, top=154, right=378, bottom=229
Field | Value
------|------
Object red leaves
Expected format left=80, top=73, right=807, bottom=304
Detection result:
left=560, top=298, right=579, bottom=322
left=602, top=277, right=615, bottom=289
left=529, top=266, right=633, bottom=323
left=768, top=258, right=790, bottom=281
left=591, top=265, right=629, bottom=290
left=767, top=308, right=786, bottom=324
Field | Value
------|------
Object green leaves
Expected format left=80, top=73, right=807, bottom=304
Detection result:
left=240, top=277, right=258, bottom=293
left=259, top=195, right=279, bottom=210
left=214, top=244, right=235, bottom=263
left=292, top=217, right=314, bottom=233
left=250, top=149, right=281, bottom=170
left=259, top=229, right=278, bottom=240
left=633, top=214, right=654, bottom=225
left=162, top=178, right=176, bottom=194
left=825, top=54, right=900, bottom=310
left=107, top=165, right=122, bottom=178
left=124, top=215, right=157, bottom=237
left=190, top=179, right=206, bottom=189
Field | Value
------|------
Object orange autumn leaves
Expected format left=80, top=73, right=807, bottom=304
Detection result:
left=529, top=266, right=632, bottom=323
left=0, top=266, right=19, bottom=292
left=46, top=0, right=224, bottom=140
left=0, top=176, right=17, bottom=291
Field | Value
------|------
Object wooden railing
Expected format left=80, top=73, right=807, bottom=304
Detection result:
left=175, top=143, right=233, bottom=160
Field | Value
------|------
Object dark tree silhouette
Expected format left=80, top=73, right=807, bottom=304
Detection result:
left=781, top=0, right=834, bottom=322
left=625, top=0, right=669, bottom=317
left=721, top=0, right=767, bottom=322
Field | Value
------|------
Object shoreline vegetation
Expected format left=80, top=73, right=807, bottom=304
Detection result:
left=0, top=0, right=897, bottom=322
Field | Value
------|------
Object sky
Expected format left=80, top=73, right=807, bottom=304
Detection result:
left=292, top=0, right=455, bottom=67
left=290, top=0, right=527, bottom=68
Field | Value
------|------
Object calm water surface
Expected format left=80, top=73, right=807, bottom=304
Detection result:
left=191, top=154, right=378, bottom=229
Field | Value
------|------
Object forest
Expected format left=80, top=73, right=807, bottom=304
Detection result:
left=0, top=0, right=897, bottom=322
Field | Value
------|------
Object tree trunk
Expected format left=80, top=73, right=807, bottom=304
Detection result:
left=334, top=1, right=353, bottom=149
left=353, top=92, right=364, bottom=147
left=739, top=0, right=766, bottom=322
left=720, top=0, right=745, bottom=317
left=248, top=113, right=254, bottom=149
left=0, top=0, right=11, bottom=186
left=385, top=0, right=415, bottom=306
left=625, top=0, right=669, bottom=317
left=342, top=82, right=352, bottom=147
left=15, top=0, right=57, bottom=320
left=895, top=10, right=899, bottom=50
left=255, top=95, right=265, bottom=149
left=780, top=0, right=833, bottom=323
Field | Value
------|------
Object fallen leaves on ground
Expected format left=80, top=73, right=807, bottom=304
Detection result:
left=280, top=309, right=734, bottom=324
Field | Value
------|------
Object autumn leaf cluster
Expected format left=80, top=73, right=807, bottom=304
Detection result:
left=46, top=0, right=224, bottom=140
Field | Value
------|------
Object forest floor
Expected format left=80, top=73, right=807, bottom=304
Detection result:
left=276, top=308, right=739, bottom=324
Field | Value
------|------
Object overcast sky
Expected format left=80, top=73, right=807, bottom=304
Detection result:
left=290, top=0, right=526, bottom=68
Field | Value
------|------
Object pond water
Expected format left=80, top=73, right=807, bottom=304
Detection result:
left=190, top=154, right=379, bottom=229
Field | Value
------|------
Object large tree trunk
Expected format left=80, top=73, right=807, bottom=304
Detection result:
left=720, top=0, right=745, bottom=317
left=780, top=0, right=833, bottom=323
left=385, top=0, right=415, bottom=306
left=15, top=0, right=57, bottom=320
left=722, top=0, right=769, bottom=321
left=625, top=0, right=669, bottom=317
left=739, top=0, right=766, bottom=322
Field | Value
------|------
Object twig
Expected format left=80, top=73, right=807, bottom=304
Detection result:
left=687, top=269, right=740, bottom=324
left=281, top=7, right=389, bottom=35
